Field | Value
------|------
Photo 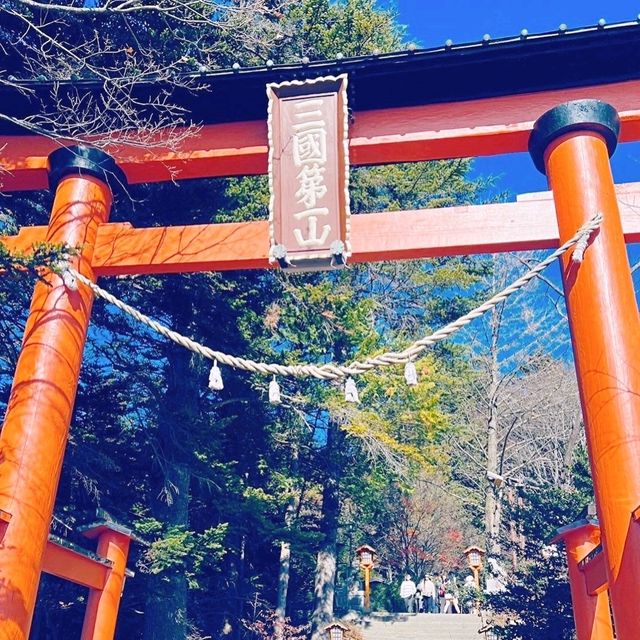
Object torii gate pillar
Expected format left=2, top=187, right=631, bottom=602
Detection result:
left=80, top=519, right=134, bottom=640
left=0, top=147, right=121, bottom=640
left=530, top=100, right=640, bottom=639
left=552, top=519, right=614, bottom=640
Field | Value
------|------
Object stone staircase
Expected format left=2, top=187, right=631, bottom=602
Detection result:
left=359, top=612, right=483, bottom=640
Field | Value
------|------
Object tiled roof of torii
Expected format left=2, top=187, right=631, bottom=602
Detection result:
left=1, top=17, right=640, bottom=132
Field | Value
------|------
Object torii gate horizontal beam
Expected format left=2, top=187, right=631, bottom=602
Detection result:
left=581, top=547, right=608, bottom=597
left=42, top=537, right=111, bottom=591
left=1, top=78, right=640, bottom=192
left=3, top=182, right=640, bottom=275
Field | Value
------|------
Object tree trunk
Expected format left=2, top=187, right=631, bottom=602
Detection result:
left=143, top=293, right=198, bottom=640
left=275, top=541, right=292, bottom=639
left=275, top=499, right=296, bottom=640
left=143, top=462, right=191, bottom=640
left=310, top=480, right=339, bottom=640
left=310, top=424, right=343, bottom=640
left=275, top=446, right=300, bottom=640
left=485, top=307, right=502, bottom=556
left=560, top=412, right=583, bottom=489
left=229, top=533, right=247, bottom=640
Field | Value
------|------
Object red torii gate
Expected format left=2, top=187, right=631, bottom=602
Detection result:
left=552, top=518, right=615, bottom=640
left=1, top=21, right=640, bottom=640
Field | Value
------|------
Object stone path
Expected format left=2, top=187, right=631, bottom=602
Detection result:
left=359, top=612, right=483, bottom=640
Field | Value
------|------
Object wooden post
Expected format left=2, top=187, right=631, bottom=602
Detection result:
left=530, top=99, right=640, bottom=640
left=80, top=520, right=133, bottom=640
left=363, top=566, right=371, bottom=612
left=0, top=147, right=121, bottom=639
left=553, top=520, right=615, bottom=640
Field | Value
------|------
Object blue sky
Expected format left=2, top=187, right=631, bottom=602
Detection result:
left=392, top=0, right=640, bottom=198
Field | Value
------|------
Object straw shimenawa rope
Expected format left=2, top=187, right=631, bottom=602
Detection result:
left=67, top=214, right=602, bottom=381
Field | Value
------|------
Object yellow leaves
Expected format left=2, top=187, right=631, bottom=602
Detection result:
left=346, top=421, right=369, bottom=436
left=323, top=348, right=467, bottom=472
left=419, top=363, right=432, bottom=377
left=341, top=401, right=442, bottom=469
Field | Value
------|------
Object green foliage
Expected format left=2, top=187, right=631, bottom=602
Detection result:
left=334, top=355, right=457, bottom=469
left=283, top=0, right=404, bottom=58
left=491, top=554, right=574, bottom=640
left=350, top=160, right=478, bottom=213
left=142, top=524, right=228, bottom=589
left=459, top=582, right=483, bottom=612
left=0, top=241, right=74, bottom=281
left=370, top=580, right=405, bottom=613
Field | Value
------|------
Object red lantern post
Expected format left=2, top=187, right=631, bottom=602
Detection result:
left=356, top=544, right=376, bottom=612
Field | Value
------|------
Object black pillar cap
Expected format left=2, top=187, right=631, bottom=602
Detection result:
left=48, top=145, right=127, bottom=193
left=528, top=99, right=620, bottom=174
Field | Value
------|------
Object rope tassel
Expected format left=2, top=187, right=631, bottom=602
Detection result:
left=404, top=360, right=418, bottom=386
left=572, top=213, right=600, bottom=263
left=345, top=377, right=359, bottom=403
left=269, top=377, right=281, bottom=404
left=572, top=234, right=590, bottom=263
left=54, top=261, right=78, bottom=292
left=208, top=361, right=224, bottom=391
left=62, top=270, right=79, bottom=292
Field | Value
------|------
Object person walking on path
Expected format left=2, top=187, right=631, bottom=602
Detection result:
left=418, top=575, right=437, bottom=613
left=437, top=575, right=446, bottom=613
left=414, top=584, right=423, bottom=613
left=399, top=574, right=417, bottom=613
left=442, top=578, right=461, bottom=614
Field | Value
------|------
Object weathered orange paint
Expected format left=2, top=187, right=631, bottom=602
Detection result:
left=41, top=539, right=110, bottom=591
left=555, top=523, right=614, bottom=640
left=81, top=527, right=131, bottom=640
left=3, top=183, right=640, bottom=276
left=545, top=131, right=640, bottom=640
left=93, top=219, right=271, bottom=275
left=0, top=173, right=112, bottom=639
left=2, top=79, right=640, bottom=191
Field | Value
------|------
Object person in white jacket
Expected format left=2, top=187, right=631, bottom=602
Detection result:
left=399, top=574, right=417, bottom=613
left=417, top=575, right=437, bottom=613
